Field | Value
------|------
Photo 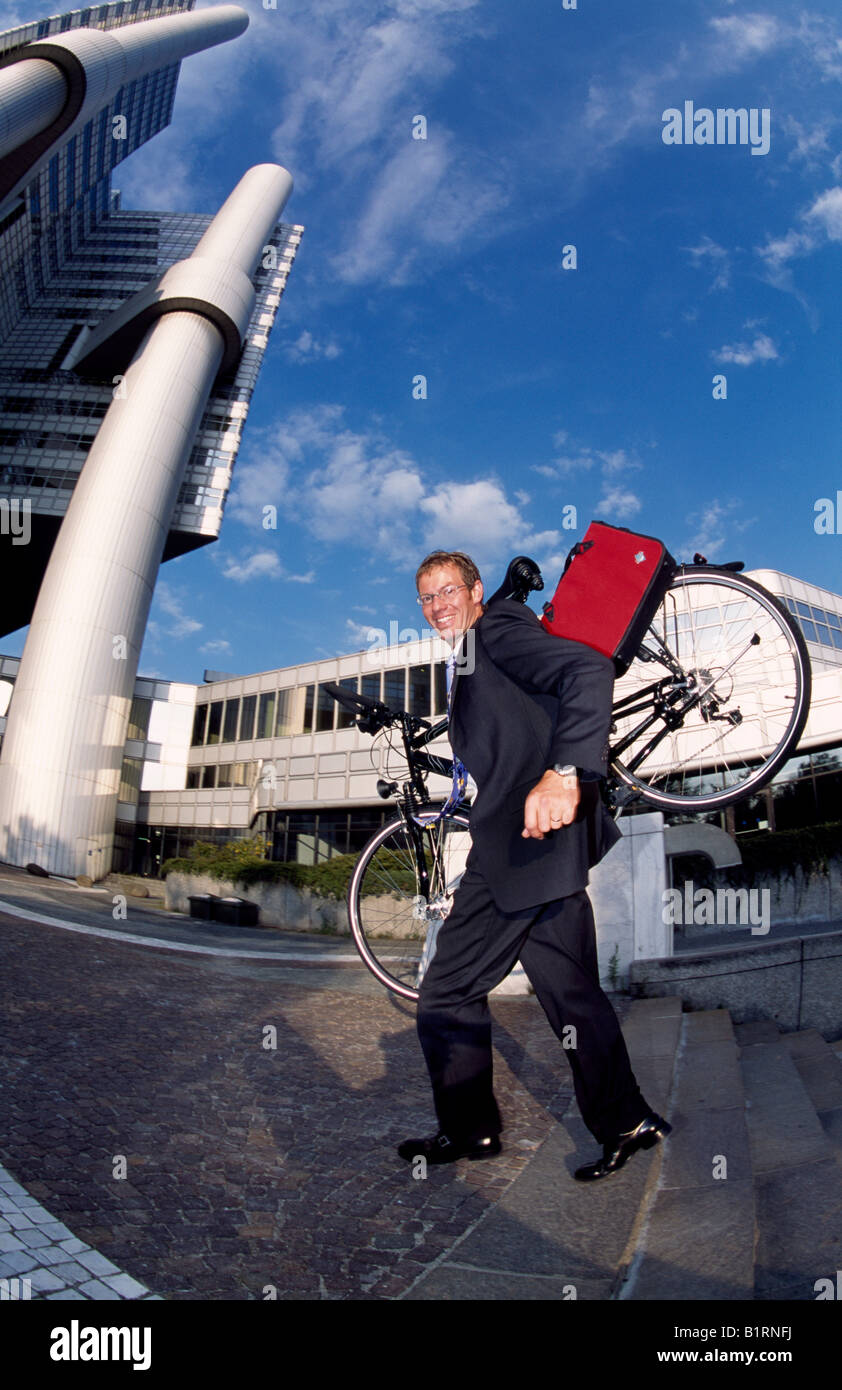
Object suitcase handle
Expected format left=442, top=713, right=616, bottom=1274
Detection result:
left=562, top=538, right=594, bottom=575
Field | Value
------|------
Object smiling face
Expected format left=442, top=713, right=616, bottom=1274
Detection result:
left=416, top=561, right=484, bottom=644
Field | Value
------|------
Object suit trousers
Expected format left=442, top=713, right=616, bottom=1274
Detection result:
left=416, top=863, right=651, bottom=1147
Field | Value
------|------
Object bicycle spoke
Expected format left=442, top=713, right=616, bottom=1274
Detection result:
left=610, top=572, right=810, bottom=810
left=349, top=813, right=471, bottom=998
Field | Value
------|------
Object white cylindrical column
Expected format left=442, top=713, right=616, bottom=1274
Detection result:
left=0, top=59, right=67, bottom=159
left=0, top=6, right=249, bottom=211
left=0, top=164, right=293, bottom=878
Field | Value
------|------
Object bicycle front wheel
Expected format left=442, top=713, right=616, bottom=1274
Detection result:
left=610, top=569, right=812, bottom=811
left=348, top=810, right=471, bottom=1001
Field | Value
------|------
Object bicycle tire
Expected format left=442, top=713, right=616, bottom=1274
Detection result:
left=347, top=810, right=471, bottom=1000
left=610, top=568, right=812, bottom=812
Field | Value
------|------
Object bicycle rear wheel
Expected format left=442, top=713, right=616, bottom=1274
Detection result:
left=347, top=810, right=471, bottom=1000
left=610, top=569, right=811, bottom=811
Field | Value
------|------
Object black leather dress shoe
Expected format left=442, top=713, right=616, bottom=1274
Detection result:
left=574, top=1114, right=672, bottom=1182
left=397, top=1131, right=502, bottom=1164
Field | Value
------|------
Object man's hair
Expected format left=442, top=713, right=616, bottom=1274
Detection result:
left=415, top=550, right=482, bottom=591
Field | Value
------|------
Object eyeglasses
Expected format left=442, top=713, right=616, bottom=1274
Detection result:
left=417, top=583, right=468, bottom=607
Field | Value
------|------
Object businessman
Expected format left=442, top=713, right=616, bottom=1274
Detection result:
left=399, top=549, right=670, bottom=1180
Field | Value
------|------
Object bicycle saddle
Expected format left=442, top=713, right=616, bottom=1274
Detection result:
left=486, top=555, right=544, bottom=606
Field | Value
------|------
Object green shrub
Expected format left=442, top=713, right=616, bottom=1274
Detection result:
left=161, top=840, right=361, bottom=900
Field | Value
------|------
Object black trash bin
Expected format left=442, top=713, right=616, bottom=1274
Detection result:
left=188, top=894, right=218, bottom=920
left=210, top=896, right=259, bottom=927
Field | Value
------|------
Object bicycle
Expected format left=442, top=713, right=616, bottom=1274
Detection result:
left=325, top=554, right=811, bottom=1000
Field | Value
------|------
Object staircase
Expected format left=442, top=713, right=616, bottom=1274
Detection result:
left=402, top=997, right=842, bottom=1300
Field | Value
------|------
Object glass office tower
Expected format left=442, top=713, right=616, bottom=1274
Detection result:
left=0, top=1, right=302, bottom=634
left=0, top=2, right=303, bottom=875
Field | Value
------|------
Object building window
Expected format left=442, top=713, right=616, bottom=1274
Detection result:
left=239, top=694, right=256, bottom=740
left=257, top=692, right=275, bottom=739
left=275, top=687, right=296, bottom=736
left=201, top=766, right=216, bottom=789
left=384, top=668, right=405, bottom=710
left=335, top=677, right=358, bottom=730
left=206, top=700, right=223, bottom=745
left=191, top=703, right=208, bottom=746
left=434, top=661, right=447, bottom=715
left=302, top=685, right=314, bottom=734
left=361, top=673, right=380, bottom=703
left=408, top=664, right=431, bottom=717
left=222, top=698, right=239, bottom=743
left=119, top=756, right=142, bottom=802
left=315, top=683, right=336, bottom=732
left=128, top=695, right=151, bottom=741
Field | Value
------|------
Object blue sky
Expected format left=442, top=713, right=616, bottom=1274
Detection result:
left=6, top=0, right=842, bottom=680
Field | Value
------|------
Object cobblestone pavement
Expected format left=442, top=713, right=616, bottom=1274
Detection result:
left=0, top=899, right=633, bottom=1301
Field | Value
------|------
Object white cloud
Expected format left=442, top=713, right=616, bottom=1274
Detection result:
left=805, top=186, right=842, bottom=240
left=784, top=117, right=832, bottom=167
left=595, top=486, right=642, bottom=521
left=595, top=448, right=640, bottom=475
left=756, top=186, right=842, bottom=291
left=221, top=550, right=283, bottom=583
left=284, top=330, right=342, bottom=362
left=330, top=137, right=507, bottom=285
left=713, top=332, right=778, bottom=366
left=707, top=13, right=783, bottom=61
left=153, top=582, right=202, bottom=638
left=344, top=617, right=381, bottom=650
left=683, top=235, right=731, bottom=291
left=419, top=479, right=559, bottom=561
left=200, top=639, right=232, bottom=655
left=678, top=500, right=740, bottom=561
left=231, top=404, right=563, bottom=572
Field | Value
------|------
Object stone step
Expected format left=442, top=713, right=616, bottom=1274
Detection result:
left=617, top=1008, right=755, bottom=1300
left=401, top=996, right=684, bottom=1300
left=781, top=1028, right=842, bottom=1155
left=734, top=1021, right=842, bottom=1300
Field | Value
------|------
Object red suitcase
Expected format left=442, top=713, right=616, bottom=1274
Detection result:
left=540, top=520, right=676, bottom=676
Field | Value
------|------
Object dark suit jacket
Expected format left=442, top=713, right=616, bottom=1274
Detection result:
left=449, top=599, right=622, bottom=912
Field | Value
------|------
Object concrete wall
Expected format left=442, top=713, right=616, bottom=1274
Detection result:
left=676, top=857, right=842, bottom=938
left=165, top=869, right=347, bottom=934
left=629, top=931, right=842, bottom=1041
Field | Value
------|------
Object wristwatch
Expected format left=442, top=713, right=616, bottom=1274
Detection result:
left=551, top=763, right=578, bottom=779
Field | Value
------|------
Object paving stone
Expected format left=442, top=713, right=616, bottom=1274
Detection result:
left=404, top=1267, right=613, bottom=1300
left=16, top=1228, right=53, bottom=1249
left=26, top=1208, right=59, bottom=1225
left=48, top=1259, right=96, bottom=1284
left=28, top=1268, right=69, bottom=1292
left=0, top=899, right=640, bottom=1301
left=58, top=1238, right=90, bottom=1255
left=4, top=1211, right=35, bottom=1230
left=753, top=1159, right=842, bottom=1300
left=37, top=1223, right=75, bottom=1241
left=0, top=1180, right=28, bottom=1196
left=0, top=1251, right=39, bottom=1276
left=103, top=1273, right=148, bottom=1297
left=76, top=1249, right=120, bottom=1276
left=626, top=1181, right=755, bottom=1300
left=78, top=1278, right=123, bottom=1299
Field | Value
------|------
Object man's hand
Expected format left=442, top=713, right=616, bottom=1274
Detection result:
left=522, top=769, right=580, bottom=840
